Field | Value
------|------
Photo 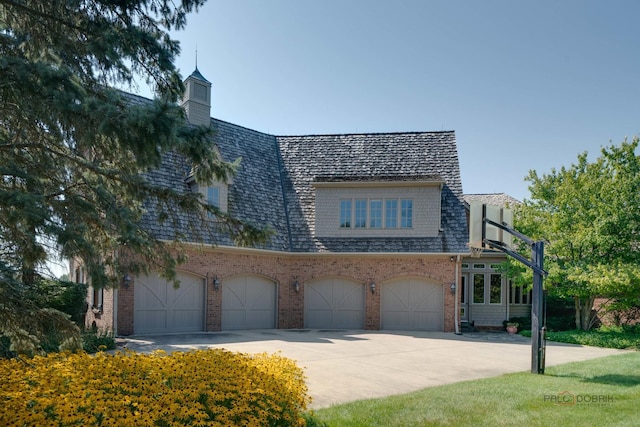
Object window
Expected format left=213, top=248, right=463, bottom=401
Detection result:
left=340, top=200, right=352, bottom=228
left=490, top=273, right=502, bottom=304
left=369, top=199, right=382, bottom=228
left=207, top=187, right=220, bottom=207
left=337, top=197, right=414, bottom=229
left=400, top=199, right=413, bottom=228
left=355, top=199, right=367, bottom=228
left=510, top=284, right=532, bottom=304
left=92, top=287, right=103, bottom=312
left=473, top=273, right=485, bottom=304
left=207, top=186, right=219, bottom=218
left=385, top=199, right=398, bottom=228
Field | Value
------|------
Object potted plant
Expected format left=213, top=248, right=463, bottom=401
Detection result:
left=506, top=322, right=519, bottom=334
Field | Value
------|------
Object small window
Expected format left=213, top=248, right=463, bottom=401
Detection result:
left=207, top=186, right=220, bottom=218
left=340, top=200, right=352, bottom=228
left=92, top=287, right=103, bottom=311
left=385, top=199, right=398, bottom=228
left=400, top=199, right=413, bottom=228
left=369, top=199, right=382, bottom=228
left=489, top=274, right=502, bottom=304
left=490, top=264, right=501, bottom=270
left=355, top=199, right=367, bottom=228
left=473, top=273, right=485, bottom=304
left=461, top=263, right=469, bottom=269
left=473, top=263, right=486, bottom=269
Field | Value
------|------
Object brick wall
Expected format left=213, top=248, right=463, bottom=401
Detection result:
left=114, top=247, right=457, bottom=334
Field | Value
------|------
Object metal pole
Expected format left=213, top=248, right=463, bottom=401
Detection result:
left=531, top=240, right=545, bottom=374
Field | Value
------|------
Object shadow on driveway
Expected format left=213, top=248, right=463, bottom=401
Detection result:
left=116, top=329, right=627, bottom=408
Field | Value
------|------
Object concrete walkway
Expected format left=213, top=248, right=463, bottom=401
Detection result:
left=118, top=330, right=628, bottom=409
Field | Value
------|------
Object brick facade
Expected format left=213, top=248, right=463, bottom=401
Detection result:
left=98, top=246, right=457, bottom=335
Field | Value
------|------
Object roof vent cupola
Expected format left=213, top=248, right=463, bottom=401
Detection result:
left=181, top=66, right=212, bottom=127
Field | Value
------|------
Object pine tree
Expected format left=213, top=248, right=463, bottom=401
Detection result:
left=0, top=0, right=269, bottom=354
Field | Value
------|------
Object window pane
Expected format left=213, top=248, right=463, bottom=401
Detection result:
left=473, top=274, right=484, bottom=304
left=355, top=199, right=367, bottom=228
left=207, top=187, right=219, bottom=207
left=369, top=199, right=382, bottom=228
left=490, top=274, right=502, bottom=304
left=514, top=285, right=522, bottom=304
left=385, top=199, right=397, bottom=228
left=207, top=187, right=219, bottom=218
left=401, top=199, right=413, bottom=228
left=340, top=200, right=352, bottom=228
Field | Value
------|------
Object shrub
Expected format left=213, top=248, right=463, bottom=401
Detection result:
left=0, top=349, right=311, bottom=426
left=82, top=329, right=116, bottom=353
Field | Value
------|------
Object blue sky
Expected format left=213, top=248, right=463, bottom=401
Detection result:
left=140, top=0, right=640, bottom=202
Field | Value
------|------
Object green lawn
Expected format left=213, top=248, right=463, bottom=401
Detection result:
left=313, top=352, right=640, bottom=427
left=520, top=326, right=640, bottom=350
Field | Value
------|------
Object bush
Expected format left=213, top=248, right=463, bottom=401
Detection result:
left=82, top=329, right=116, bottom=353
left=29, top=279, right=88, bottom=326
left=545, top=294, right=575, bottom=331
left=0, top=349, right=311, bottom=426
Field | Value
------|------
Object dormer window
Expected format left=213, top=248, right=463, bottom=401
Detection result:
left=207, top=186, right=220, bottom=218
left=312, top=178, right=442, bottom=238
left=186, top=174, right=229, bottom=216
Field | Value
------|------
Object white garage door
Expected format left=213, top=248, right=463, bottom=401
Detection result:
left=382, top=278, right=443, bottom=331
left=221, top=275, right=276, bottom=330
left=305, top=278, right=364, bottom=329
left=134, top=271, right=205, bottom=334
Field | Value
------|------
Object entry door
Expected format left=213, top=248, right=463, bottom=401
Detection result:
left=460, top=274, right=469, bottom=322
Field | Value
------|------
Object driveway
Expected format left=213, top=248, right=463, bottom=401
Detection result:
left=118, top=330, right=627, bottom=409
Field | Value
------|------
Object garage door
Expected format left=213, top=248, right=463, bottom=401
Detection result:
left=382, top=278, right=443, bottom=331
left=305, top=278, right=364, bottom=329
left=134, top=271, right=205, bottom=334
left=222, top=275, right=276, bottom=330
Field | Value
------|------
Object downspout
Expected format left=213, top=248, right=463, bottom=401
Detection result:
left=454, top=254, right=461, bottom=335
left=113, top=288, right=118, bottom=336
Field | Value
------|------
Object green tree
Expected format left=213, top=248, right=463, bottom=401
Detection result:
left=515, top=139, right=640, bottom=330
left=0, top=0, right=269, bottom=354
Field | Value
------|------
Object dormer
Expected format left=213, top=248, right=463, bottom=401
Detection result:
left=181, top=67, right=211, bottom=127
left=186, top=173, right=231, bottom=216
left=312, top=176, right=444, bottom=238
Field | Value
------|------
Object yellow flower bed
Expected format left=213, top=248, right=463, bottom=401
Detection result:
left=0, top=349, right=310, bottom=426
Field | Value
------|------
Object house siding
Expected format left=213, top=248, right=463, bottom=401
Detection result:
left=314, top=185, right=442, bottom=238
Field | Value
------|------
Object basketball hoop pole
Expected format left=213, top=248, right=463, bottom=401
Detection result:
left=483, top=217, right=547, bottom=374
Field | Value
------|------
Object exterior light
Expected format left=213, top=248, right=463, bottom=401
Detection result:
left=123, top=274, right=131, bottom=289
left=450, top=283, right=456, bottom=294
left=370, top=282, right=376, bottom=294
left=213, top=276, right=220, bottom=290
left=294, top=280, right=300, bottom=292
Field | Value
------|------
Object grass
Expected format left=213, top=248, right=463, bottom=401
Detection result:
left=520, top=325, right=640, bottom=350
left=314, top=352, right=640, bottom=427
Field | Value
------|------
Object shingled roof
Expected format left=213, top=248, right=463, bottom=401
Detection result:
left=135, top=93, right=469, bottom=253
left=277, top=132, right=468, bottom=252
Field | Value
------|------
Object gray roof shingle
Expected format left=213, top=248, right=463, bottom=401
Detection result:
left=277, top=132, right=468, bottom=253
left=134, top=92, right=469, bottom=253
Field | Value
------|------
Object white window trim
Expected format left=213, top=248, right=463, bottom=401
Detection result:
left=338, top=197, right=414, bottom=230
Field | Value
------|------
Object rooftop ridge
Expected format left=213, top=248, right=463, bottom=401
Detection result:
left=276, top=130, right=455, bottom=138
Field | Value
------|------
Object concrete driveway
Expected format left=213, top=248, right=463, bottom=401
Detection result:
left=118, top=330, right=627, bottom=409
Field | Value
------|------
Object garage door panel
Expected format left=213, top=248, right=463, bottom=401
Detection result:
left=382, top=279, right=443, bottom=331
left=134, top=272, right=204, bottom=334
left=305, top=279, right=364, bottom=329
left=221, top=276, right=276, bottom=330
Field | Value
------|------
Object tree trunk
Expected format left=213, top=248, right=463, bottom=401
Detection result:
left=575, top=296, right=596, bottom=330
